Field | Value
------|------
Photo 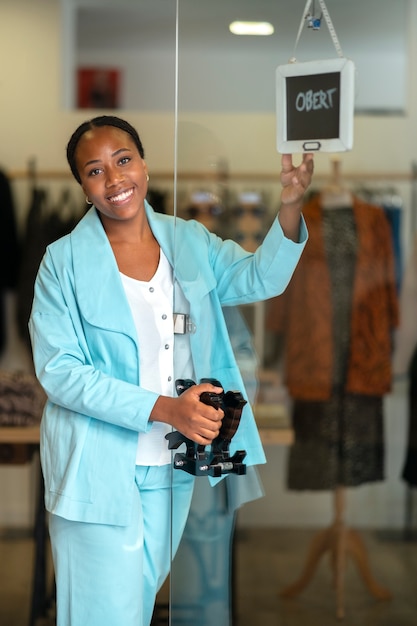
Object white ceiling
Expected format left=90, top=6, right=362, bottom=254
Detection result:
left=75, top=0, right=405, bottom=52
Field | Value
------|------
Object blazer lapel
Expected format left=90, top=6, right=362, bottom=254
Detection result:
left=146, top=204, right=215, bottom=301
left=70, top=208, right=136, bottom=336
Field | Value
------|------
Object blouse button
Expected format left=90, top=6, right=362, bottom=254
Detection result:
left=149, top=286, right=154, bottom=293
left=165, top=344, right=170, bottom=350
left=162, top=314, right=167, bottom=320
left=168, top=376, right=172, bottom=382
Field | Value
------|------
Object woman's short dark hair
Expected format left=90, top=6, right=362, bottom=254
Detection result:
left=66, top=115, right=145, bottom=184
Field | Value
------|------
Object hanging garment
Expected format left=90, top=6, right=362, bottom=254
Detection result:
left=392, top=234, right=417, bottom=376
left=286, top=208, right=384, bottom=489
left=0, top=169, right=20, bottom=353
left=402, top=345, right=417, bottom=486
left=16, top=187, right=82, bottom=349
left=393, top=235, right=417, bottom=486
left=383, top=202, right=403, bottom=294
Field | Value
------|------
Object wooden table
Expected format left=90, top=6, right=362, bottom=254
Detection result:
left=0, top=407, right=293, bottom=448
left=0, top=426, right=40, bottom=444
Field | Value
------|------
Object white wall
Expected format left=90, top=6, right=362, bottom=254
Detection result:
left=1, top=0, right=417, bottom=529
left=2, top=1, right=415, bottom=176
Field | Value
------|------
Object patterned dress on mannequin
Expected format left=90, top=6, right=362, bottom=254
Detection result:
left=287, top=207, right=385, bottom=490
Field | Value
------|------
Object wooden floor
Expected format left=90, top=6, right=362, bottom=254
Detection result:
left=0, top=527, right=416, bottom=626
left=235, top=527, right=417, bottom=626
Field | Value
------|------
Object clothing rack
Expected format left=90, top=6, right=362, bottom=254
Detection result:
left=7, top=170, right=417, bottom=183
left=7, top=162, right=417, bottom=183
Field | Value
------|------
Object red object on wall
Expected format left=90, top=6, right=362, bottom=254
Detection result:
left=77, top=68, right=121, bottom=109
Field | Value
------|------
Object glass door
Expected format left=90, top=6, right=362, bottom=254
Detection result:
left=166, top=2, right=282, bottom=624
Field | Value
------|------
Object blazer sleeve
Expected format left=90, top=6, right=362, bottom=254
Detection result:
left=209, top=215, right=308, bottom=305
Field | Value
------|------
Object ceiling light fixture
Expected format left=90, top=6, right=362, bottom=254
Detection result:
left=229, top=21, right=274, bottom=36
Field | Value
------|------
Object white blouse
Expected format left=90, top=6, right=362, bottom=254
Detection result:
left=120, top=250, right=175, bottom=466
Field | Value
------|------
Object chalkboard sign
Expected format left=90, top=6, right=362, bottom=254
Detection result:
left=276, top=57, right=355, bottom=153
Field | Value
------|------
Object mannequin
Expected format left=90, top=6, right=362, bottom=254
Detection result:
left=280, top=486, right=391, bottom=619
left=267, top=161, right=397, bottom=618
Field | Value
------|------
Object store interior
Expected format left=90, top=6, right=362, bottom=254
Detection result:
left=1, top=1, right=417, bottom=625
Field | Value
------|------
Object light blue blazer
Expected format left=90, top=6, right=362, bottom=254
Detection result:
left=29, top=202, right=307, bottom=525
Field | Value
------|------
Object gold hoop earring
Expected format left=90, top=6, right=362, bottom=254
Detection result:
left=86, top=197, right=93, bottom=206
left=146, top=174, right=149, bottom=182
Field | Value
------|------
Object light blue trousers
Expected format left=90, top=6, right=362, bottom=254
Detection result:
left=49, top=464, right=195, bottom=626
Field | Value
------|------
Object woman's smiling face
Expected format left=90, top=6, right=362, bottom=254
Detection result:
left=75, top=125, right=149, bottom=225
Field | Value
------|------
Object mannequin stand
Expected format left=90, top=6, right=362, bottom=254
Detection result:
left=279, top=486, right=392, bottom=620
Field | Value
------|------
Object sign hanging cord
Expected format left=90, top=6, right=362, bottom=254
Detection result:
left=290, top=0, right=344, bottom=63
